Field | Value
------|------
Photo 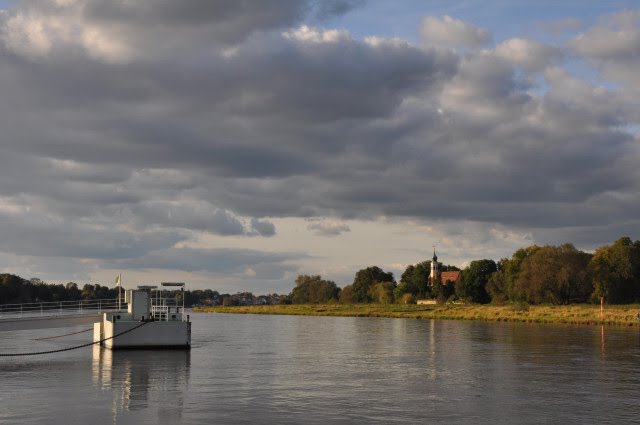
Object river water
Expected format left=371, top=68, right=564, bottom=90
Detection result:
left=1, top=313, right=640, bottom=424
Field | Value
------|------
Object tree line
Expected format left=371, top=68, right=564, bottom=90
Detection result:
left=0, top=275, right=119, bottom=305
left=285, top=237, right=640, bottom=305
left=2, top=236, right=639, bottom=306
left=0, top=275, right=259, bottom=307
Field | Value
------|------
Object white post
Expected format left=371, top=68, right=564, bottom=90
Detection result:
left=118, top=273, right=122, bottom=312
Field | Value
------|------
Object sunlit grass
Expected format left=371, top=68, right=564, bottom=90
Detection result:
left=193, top=303, right=640, bottom=326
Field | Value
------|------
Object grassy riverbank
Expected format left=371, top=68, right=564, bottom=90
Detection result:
left=193, top=303, right=640, bottom=326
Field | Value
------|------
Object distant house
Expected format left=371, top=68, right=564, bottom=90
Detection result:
left=440, top=271, right=461, bottom=286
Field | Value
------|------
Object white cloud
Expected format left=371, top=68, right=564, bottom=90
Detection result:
left=570, top=11, right=640, bottom=61
left=569, top=10, right=640, bottom=99
left=3, top=12, right=54, bottom=57
left=494, top=38, right=561, bottom=71
left=1, top=4, right=132, bottom=63
left=420, top=15, right=490, bottom=49
left=80, top=24, right=133, bottom=63
left=283, top=25, right=351, bottom=44
left=307, top=219, right=351, bottom=236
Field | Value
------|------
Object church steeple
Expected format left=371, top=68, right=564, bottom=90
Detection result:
left=430, top=246, right=438, bottom=284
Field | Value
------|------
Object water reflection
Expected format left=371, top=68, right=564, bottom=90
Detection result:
left=92, top=347, right=190, bottom=421
left=5, top=315, right=640, bottom=424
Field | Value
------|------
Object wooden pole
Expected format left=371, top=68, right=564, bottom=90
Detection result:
left=600, top=296, right=604, bottom=320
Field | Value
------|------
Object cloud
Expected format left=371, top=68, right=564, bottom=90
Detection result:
left=116, top=246, right=305, bottom=277
left=0, top=1, right=639, bottom=289
left=420, top=15, right=490, bottom=49
left=569, top=10, right=640, bottom=98
left=249, top=218, right=276, bottom=237
left=307, top=219, right=351, bottom=236
left=0, top=202, right=187, bottom=259
left=0, top=0, right=362, bottom=62
left=494, top=38, right=562, bottom=72
left=0, top=251, right=97, bottom=283
left=569, top=10, right=640, bottom=61
left=128, top=201, right=275, bottom=236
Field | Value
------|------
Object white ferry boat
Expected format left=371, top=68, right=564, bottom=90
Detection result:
left=93, top=282, right=191, bottom=349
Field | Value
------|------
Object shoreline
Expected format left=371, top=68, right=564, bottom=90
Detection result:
left=193, top=303, right=640, bottom=327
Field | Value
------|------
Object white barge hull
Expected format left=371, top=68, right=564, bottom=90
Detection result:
left=95, top=319, right=191, bottom=349
left=93, top=283, right=192, bottom=349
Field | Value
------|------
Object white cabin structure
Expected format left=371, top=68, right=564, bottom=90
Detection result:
left=93, top=283, right=191, bottom=349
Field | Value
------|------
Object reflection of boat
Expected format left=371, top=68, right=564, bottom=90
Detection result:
left=92, top=345, right=190, bottom=416
left=93, top=283, right=191, bottom=349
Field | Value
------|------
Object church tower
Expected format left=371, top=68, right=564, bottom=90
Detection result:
left=430, top=247, right=438, bottom=285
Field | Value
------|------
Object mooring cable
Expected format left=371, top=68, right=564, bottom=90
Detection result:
left=32, top=327, right=94, bottom=341
left=0, top=321, right=150, bottom=357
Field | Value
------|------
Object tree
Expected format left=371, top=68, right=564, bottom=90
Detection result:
left=590, top=237, right=640, bottom=304
left=0, top=274, right=29, bottom=304
left=393, top=282, right=413, bottom=302
left=81, top=284, right=96, bottom=300
left=398, top=293, right=416, bottom=304
left=279, top=295, right=292, bottom=305
left=514, top=244, right=592, bottom=304
left=432, top=276, right=454, bottom=303
left=222, top=296, right=237, bottom=306
left=396, top=261, right=431, bottom=300
left=351, top=266, right=395, bottom=303
left=368, top=282, right=395, bottom=304
left=487, top=245, right=540, bottom=303
left=339, top=285, right=354, bottom=304
left=457, top=259, right=497, bottom=303
left=289, top=275, right=340, bottom=304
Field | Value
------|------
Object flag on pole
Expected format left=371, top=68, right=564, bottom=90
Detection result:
left=116, top=274, right=122, bottom=311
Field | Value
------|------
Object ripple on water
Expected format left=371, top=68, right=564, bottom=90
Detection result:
left=2, top=315, right=640, bottom=424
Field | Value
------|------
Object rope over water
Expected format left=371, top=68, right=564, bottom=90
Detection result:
left=0, top=321, right=150, bottom=357
left=32, top=327, right=94, bottom=341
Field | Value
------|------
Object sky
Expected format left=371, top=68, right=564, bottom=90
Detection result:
left=0, top=0, right=639, bottom=293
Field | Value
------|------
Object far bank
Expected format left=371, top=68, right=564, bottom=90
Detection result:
left=193, top=303, right=640, bottom=327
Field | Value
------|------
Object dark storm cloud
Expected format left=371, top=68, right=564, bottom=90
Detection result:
left=117, top=247, right=304, bottom=276
left=0, top=208, right=187, bottom=259
left=2, top=0, right=362, bottom=61
left=130, top=202, right=245, bottom=235
left=84, top=0, right=362, bottom=40
left=249, top=218, right=277, bottom=237
left=0, top=1, right=638, bottom=284
left=128, top=201, right=276, bottom=236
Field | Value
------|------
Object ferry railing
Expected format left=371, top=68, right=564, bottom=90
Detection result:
left=150, top=297, right=186, bottom=321
left=0, top=298, right=122, bottom=319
